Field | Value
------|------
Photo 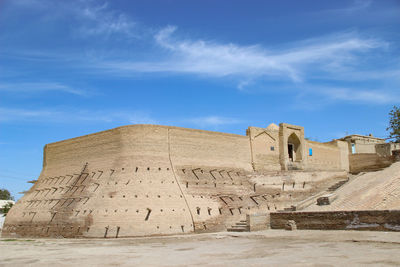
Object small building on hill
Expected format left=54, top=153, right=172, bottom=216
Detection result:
left=338, top=134, right=385, bottom=154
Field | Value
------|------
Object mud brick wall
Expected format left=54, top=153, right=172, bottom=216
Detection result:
left=2, top=124, right=352, bottom=238
left=2, top=125, right=255, bottom=238
left=349, top=153, right=392, bottom=174
left=270, top=210, right=400, bottom=231
left=305, top=140, right=348, bottom=171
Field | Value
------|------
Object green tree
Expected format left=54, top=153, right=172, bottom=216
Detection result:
left=2, top=202, right=14, bottom=215
left=387, top=106, right=400, bottom=143
left=0, top=188, right=14, bottom=200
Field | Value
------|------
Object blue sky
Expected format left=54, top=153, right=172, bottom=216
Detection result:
left=1, top=0, right=400, bottom=199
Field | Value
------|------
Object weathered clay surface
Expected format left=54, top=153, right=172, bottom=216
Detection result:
left=3, top=124, right=350, bottom=238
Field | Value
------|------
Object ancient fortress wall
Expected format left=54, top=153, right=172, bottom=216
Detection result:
left=3, top=125, right=255, bottom=237
left=3, top=124, right=351, bottom=238
left=169, top=127, right=252, bottom=170
left=4, top=125, right=193, bottom=237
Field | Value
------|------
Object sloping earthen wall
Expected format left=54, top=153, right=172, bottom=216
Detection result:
left=3, top=125, right=255, bottom=238
left=3, top=125, right=193, bottom=237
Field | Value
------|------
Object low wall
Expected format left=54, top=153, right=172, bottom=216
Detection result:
left=247, top=213, right=270, bottom=231
left=349, top=153, right=392, bottom=174
left=270, top=210, right=400, bottom=231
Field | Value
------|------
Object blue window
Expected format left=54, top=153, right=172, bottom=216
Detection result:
left=309, top=148, right=313, bottom=156
left=351, top=143, right=356, bottom=154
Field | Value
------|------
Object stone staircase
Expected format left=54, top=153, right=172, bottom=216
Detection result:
left=287, top=162, right=302, bottom=170
left=227, top=220, right=249, bottom=232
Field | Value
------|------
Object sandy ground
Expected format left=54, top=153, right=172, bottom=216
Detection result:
left=1, top=230, right=400, bottom=266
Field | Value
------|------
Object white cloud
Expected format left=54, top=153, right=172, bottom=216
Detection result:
left=0, top=107, right=243, bottom=130
left=75, top=2, right=137, bottom=38
left=127, top=112, right=158, bottom=124
left=8, top=0, right=138, bottom=39
left=297, top=85, right=399, bottom=105
left=3, top=1, right=398, bottom=106
left=0, top=107, right=157, bottom=124
left=185, top=116, right=242, bottom=127
left=0, top=82, right=87, bottom=96
left=321, top=87, right=398, bottom=104
left=0, top=108, right=57, bottom=122
left=92, top=27, right=398, bottom=105
left=0, top=107, right=244, bottom=131
left=98, top=27, right=385, bottom=84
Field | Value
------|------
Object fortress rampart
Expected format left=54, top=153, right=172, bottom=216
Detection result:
left=3, top=123, right=351, bottom=238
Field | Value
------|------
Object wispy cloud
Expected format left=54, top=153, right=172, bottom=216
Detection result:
left=7, top=0, right=138, bottom=39
left=0, top=107, right=243, bottom=129
left=0, top=82, right=87, bottom=96
left=98, top=27, right=385, bottom=84
left=74, top=2, right=137, bottom=38
left=322, top=0, right=373, bottom=15
left=0, top=107, right=157, bottom=124
left=320, top=87, right=399, bottom=104
left=126, top=112, right=158, bottom=124
left=2, top=1, right=399, bottom=107
left=289, top=85, right=400, bottom=111
left=185, top=116, right=242, bottom=127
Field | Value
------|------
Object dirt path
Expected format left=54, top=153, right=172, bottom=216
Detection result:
left=1, top=230, right=400, bottom=266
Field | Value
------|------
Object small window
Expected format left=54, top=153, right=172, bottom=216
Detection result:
left=309, top=148, right=313, bottom=156
left=270, top=146, right=275, bottom=151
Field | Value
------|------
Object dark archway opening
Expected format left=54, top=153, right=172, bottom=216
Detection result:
left=287, top=133, right=302, bottom=162
left=288, top=143, right=294, bottom=161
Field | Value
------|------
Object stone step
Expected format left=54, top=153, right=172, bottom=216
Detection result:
left=227, top=219, right=249, bottom=232
left=227, top=228, right=248, bottom=232
left=327, top=180, right=349, bottom=192
left=231, top=225, right=248, bottom=229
